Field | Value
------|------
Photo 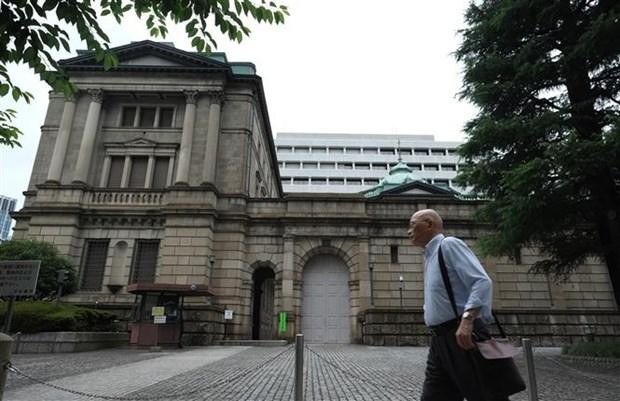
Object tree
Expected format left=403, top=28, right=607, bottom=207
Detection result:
left=0, top=239, right=78, bottom=297
left=455, top=0, right=620, bottom=306
left=0, top=0, right=288, bottom=147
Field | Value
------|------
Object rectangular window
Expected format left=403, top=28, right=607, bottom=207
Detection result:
left=362, top=147, right=378, bottom=154
left=441, top=164, right=456, bottom=171
left=431, top=149, right=446, bottom=156
left=277, top=146, right=292, bottom=153
left=130, top=240, right=159, bottom=283
left=408, top=163, right=422, bottom=171
left=372, top=163, right=388, bottom=170
left=447, top=149, right=458, bottom=156
left=129, top=156, right=148, bottom=188
left=152, top=157, right=170, bottom=189
left=281, top=177, right=292, bottom=183
left=400, top=148, right=413, bottom=155
left=329, top=178, right=344, bottom=185
left=320, top=162, right=335, bottom=169
left=80, top=240, right=109, bottom=290
left=380, top=148, right=395, bottom=155
left=414, top=149, right=429, bottom=156
left=329, top=147, right=344, bottom=154
left=434, top=179, right=449, bottom=188
left=285, top=162, right=300, bottom=169
left=121, top=107, right=136, bottom=127
left=390, top=245, right=399, bottom=264
left=302, top=162, right=318, bottom=169
left=424, top=164, right=439, bottom=171
left=364, top=178, right=379, bottom=185
left=295, top=147, right=310, bottom=153
left=139, top=107, right=156, bottom=127
left=107, top=156, right=125, bottom=188
left=347, top=179, right=362, bottom=185
left=355, top=163, right=370, bottom=170
left=312, top=178, right=327, bottom=185
left=339, top=163, right=353, bottom=169
left=346, top=147, right=361, bottom=153
left=293, top=178, right=309, bottom=185
left=312, top=147, right=327, bottom=153
left=159, top=107, right=174, bottom=127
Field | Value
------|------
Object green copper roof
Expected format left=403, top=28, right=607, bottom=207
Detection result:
left=363, top=161, right=420, bottom=198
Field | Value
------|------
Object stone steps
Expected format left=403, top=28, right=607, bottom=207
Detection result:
left=215, top=340, right=288, bottom=347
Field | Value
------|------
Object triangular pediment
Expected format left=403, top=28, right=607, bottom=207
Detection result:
left=60, top=40, right=229, bottom=71
left=122, top=138, right=158, bottom=147
left=366, top=180, right=457, bottom=199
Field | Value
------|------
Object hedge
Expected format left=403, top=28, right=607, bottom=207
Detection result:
left=562, top=341, right=620, bottom=359
left=0, top=301, right=117, bottom=334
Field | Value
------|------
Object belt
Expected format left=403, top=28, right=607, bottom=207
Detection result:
left=428, top=318, right=459, bottom=336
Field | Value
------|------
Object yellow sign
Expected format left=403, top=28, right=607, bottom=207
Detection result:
left=151, top=306, right=165, bottom=316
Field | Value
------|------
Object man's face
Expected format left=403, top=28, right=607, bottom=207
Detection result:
left=408, top=213, right=433, bottom=247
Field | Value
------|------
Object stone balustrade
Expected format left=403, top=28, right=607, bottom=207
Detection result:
left=85, top=191, right=165, bottom=206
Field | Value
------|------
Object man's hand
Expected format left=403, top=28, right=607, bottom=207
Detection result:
left=455, top=319, right=475, bottom=350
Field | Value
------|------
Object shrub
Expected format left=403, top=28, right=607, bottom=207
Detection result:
left=0, top=239, right=78, bottom=298
left=0, top=301, right=116, bottom=334
left=562, top=341, right=620, bottom=359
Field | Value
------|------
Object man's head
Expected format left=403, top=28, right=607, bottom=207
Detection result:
left=408, top=209, right=443, bottom=247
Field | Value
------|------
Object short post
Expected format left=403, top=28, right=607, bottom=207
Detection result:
left=295, top=334, right=304, bottom=401
left=522, top=338, right=539, bottom=401
left=0, top=333, right=14, bottom=400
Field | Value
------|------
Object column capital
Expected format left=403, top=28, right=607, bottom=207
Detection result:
left=87, top=89, right=104, bottom=103
left=184, top=90, right=200, bottom=104
left=64, top=92, right=78, bottom=103
left=207, top=90, right=225, bottom=106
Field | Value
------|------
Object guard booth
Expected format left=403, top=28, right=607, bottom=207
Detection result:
left=127, top=283, right=214, bottom=347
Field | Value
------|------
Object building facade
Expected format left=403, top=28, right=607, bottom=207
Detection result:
left=0, top=195, right=17, bottom=241
left=12, top=41, right=620, bottom=345
left=275, top=132, right=463, bottom=193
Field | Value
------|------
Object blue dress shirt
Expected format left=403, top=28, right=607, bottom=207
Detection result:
left=423, top=233, right=493, bottom=326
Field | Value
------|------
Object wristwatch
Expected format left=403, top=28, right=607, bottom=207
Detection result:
left=462, top=310, right=475, bottom=321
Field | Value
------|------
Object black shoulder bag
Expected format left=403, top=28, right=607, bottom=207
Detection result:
left=438, top=244, right=526, bottom=399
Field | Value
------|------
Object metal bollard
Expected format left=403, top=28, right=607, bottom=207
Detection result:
left=521, top=338, right=539, bottom=401
left=0, top=333, right=14, bottom=400
left=295, top=334, right=304, bottom=401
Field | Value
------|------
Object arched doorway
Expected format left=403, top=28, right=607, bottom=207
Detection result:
left=302, top=254, right=350, bottom=343
left=252, top=266, right=275, bottom=340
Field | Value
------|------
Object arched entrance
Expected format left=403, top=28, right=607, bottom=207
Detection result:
left=252, top=266, right=275, bottom=340
left=302, top=254, right=350, bottom=343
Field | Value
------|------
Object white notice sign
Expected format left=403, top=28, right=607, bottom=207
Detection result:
left=224, top=310, right=234, bottom=320
left=153, top=316, right=167, bottom=324
left=0, top=260, right=41, bottom=297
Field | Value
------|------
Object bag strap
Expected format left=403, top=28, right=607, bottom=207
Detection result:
left=438, top=241, right=508, bottom=338
left=437, top=243, right=459, bottom=319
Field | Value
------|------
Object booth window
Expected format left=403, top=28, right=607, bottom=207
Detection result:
left=130, top=240, right=160, bottom=283
left=81, top=240, right=109, bottom=290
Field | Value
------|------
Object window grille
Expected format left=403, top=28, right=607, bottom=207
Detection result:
left=130, top=240, right=160, bottom=283
left=81, top=240, right=109, bottom=290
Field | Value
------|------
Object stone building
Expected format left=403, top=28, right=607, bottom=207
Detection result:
left=12, top=41, right=620, bottom=345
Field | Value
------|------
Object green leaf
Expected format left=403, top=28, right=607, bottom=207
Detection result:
left=12, top=87, right=22, bottom=102
left=0, top=84, right=9, bottom=97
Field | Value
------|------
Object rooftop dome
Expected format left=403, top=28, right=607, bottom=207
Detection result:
left=363, top=160, right=421, bottom=198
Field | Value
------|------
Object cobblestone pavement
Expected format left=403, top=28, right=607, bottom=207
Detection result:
left=5, top=345, right=619, bottom=401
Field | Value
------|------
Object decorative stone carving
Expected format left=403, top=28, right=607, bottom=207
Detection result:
left=207, top=90, right=225, bottom=106
left=88, top=89, right=104, bottom=103
left=184, top=90, right=199, bottom=104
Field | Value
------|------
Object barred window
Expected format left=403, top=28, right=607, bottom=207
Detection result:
left=81, top=240, right=109, bottom=290
left=130, top=240, right=160, bottom=283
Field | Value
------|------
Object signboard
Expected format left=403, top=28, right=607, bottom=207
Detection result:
left=224, top=309, right=234, bottom=320
left=151, top=306, right=165, bottom=316
left=0, top=260, right=41, bottom=297
left=153, top=316, right=167, bottom=324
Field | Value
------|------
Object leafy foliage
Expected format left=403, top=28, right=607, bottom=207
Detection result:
left=0, top=301, right=116, bottom=333
left=0, top=239, right=77, bottom=297
left=0, top=0, right=289, bottom=146
left=455, top=1, right=620, bottom=299
left=562, top=341, right=620, bottom=359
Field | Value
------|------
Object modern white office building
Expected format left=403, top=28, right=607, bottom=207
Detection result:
left=274, top=133, right=465, bottom=193
left=0, top=195, right=17, bottom=241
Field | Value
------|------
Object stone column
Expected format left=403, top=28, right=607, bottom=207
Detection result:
left=47, top=95, right=77, bottom=183
left=201, top=91, right=224, bottom=185
left=166, top=156, right=175, bottom=186
left=357, top=236, right=372, bottom=310
left=73, top=89, right=103, bottom=184
left=144, top=155, right=155, bottom=188
left=281, top=234, right=295, bottom=338
left=99, top=155, right=111, bottom=187
left=120, top=155, right=131, bottom=188
left=174, top=91, right=199, bottom=185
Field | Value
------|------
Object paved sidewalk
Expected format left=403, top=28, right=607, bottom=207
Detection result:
left=5, top=345, right=619, bottom=401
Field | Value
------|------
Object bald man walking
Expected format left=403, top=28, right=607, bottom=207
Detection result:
left=408, top=209, right=507, bottom=401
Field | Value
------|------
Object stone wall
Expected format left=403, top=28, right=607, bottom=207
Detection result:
left=359, top=309, right=620, bottom=346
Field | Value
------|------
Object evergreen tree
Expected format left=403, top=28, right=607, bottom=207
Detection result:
left=455, top=0, right=620, bottom=305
